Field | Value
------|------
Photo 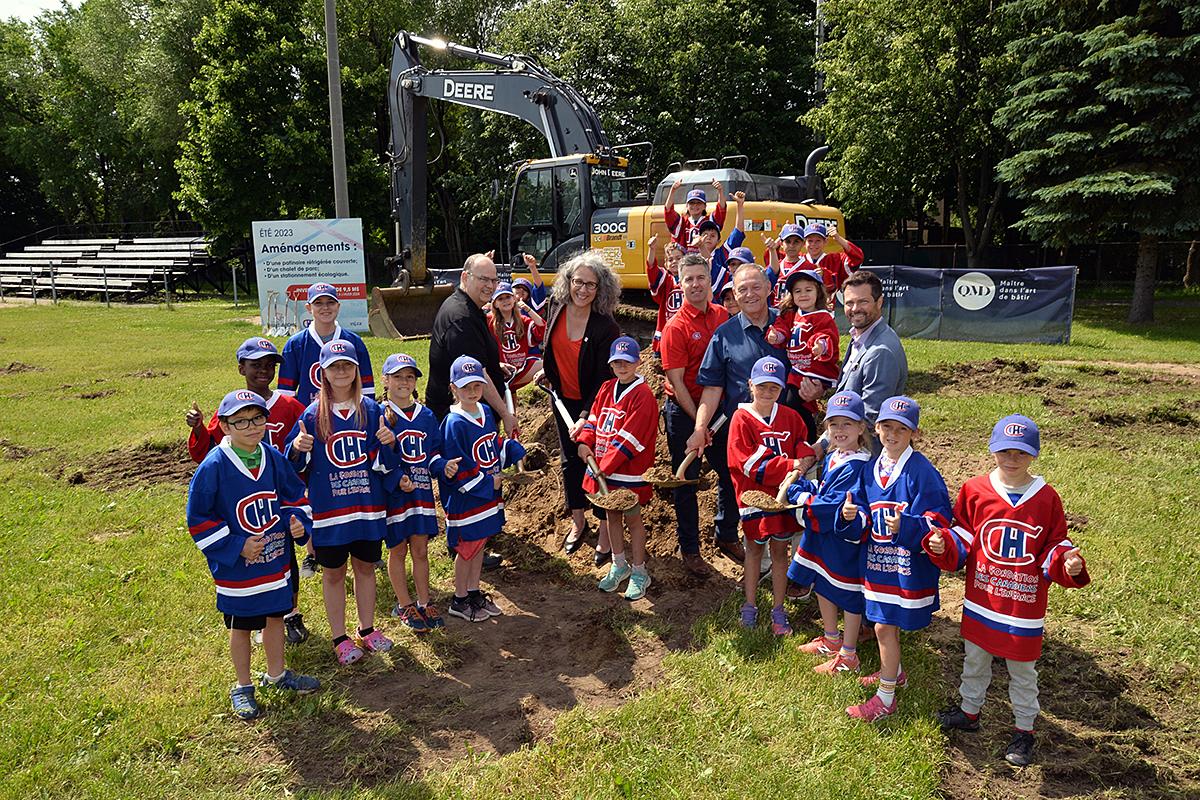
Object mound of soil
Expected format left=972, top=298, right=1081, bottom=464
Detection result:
left=70, top=441, right=194, bottom=489
left=1, top=361, right=44, bottom=374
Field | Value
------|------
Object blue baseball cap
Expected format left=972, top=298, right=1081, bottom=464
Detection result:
left=319, top=339, right=358, bottom=369
left=218, top=389, right=268, bottom=418
left=750, top=356, right=786, bottom=387
left=491, top=282, right=515, bottom=301
left=450, top=355, right=486, bottom=387
left=383, top=352, right=422, bottom=377
left=727, top=246, right=756, bottom=266
left=307, top=282, right=338, bottom=302
left=512, top=278, right=535, bottom=295
left=686, top=188, right=707, bottom=203
left=803, top=223, right=828, bottom=239
left=877, top=395, right=920, bottom=430
left=784, top=269, right=824, bottom=293
left=779, top=223, right=803, bottom=241
left=989, top=414, right=1040, bottom=456
left=609, top=336, right=641, bottom=363
left=236, top=336, right=283, bottom=363
left=824, top=390, right=865, bottom=422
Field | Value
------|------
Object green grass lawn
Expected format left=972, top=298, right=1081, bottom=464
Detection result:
left=1, top=298, right=1196, bottom=799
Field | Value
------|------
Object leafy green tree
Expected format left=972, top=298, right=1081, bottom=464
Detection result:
left=805, top=0, right=1018, bottom=265
left=996, top=0, right=1200, bottom=323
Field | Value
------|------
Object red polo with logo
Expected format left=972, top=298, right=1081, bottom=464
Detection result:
left=660, top=301, right=730, bottom=401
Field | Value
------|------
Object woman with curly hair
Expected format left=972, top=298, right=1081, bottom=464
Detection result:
left=536, top=251, right=623, bottom=559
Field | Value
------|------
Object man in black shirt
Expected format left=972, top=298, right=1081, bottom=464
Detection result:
left=427, top=253, right=520, bottom=438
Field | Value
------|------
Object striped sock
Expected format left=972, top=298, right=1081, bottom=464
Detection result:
left=876, top=674, right=898, bottom=706
left=824, top=629, right=842, bottom=647
left=839, top=644, right=856, bottom=659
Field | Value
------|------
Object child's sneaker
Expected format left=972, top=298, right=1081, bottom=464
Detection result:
left=786, top=581, right=812, bottom=602
left=478, top=593, right=503, bottom=617
left=740, top=602, right=758, bottom=628
left=1005, top=730, right=1036, bottom=767
left=334, top=638, right=364, bottom=665
left=359, top=629, right=394, bottom=653
left=846, top=693, right=897, bottom=722
left=374, top=559, right=388, bottom=573
left=623, top=570, right=651, bottom=601
left=230, top=685, right=261, bottom=721
left=300, top=555, right=319, bottom=578
left=252, top=630, right=264, bottom=645
left=937, top=705, right=981, bottom=732
left=284, top=614, right=309, bottom=644
left=598, top=563, right=632, bottom=592
left=260, top=669, right=321, bottom=694
left=770, top=607, right=793, bottom=636
left=798, top=634, right=840, bottom=655
left=860, top=669, right=908, bottom=688
left=393, top=603, right=428, bottom=632
left=419, top=604, right=445, bottom=630
left=448, top=596, right=475, bottom=621
left=814, top=652, right=861, bottom=674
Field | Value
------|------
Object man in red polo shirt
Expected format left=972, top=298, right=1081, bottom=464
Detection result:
left=661, top=254, right=732, bottom=576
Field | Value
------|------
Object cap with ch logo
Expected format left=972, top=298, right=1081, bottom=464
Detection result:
left=989, top=414, right=1040, bottom=456
left=877, top=395, right=920, bottom=430
left=824, top=390, right=865, bottom=422
left=307, top=283, right=338, bottom=303
left=218, top=389, right=268, bottom=418
left=608, top=336, right=641, bottom=364
left=319, top=340, right=358, bottom=369
left=382, top=352, right=422, bottom=377
left=450, top=355, right=487, bottom=387
left=236, top=336, right=283, bottom=363
left=749, top=356, right=786, bottom=387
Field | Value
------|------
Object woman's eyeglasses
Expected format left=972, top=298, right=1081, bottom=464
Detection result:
left=571, top=278, right=598, bottom=291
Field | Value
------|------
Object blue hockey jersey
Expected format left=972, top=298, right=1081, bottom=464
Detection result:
left=277, top=324, right=375, bottom=405
left=380, top=400, right=446, bottom=545
left=284, top=397, right=390, bottom=547
left=186, top=440, right=313, bottom=616
left=786, top=450, right=872, bottom=614
left=858, top=447, right=952, bottom=630
left=438, top=404, right=526, bottom=548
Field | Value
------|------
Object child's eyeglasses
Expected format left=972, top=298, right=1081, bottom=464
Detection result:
left=228, top=414, right=268, bottom=431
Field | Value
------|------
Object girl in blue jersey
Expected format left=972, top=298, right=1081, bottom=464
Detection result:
left=286, top=340, right=395, bottom=665
left=846, top=395, right=952, bottom=722
left=785, top=391, right=873, bottom=674
left=439, top=356, right=525, bottom=624
left=378, top=352, right=460, bottom=633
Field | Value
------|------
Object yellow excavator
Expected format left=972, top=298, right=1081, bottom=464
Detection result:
left=370, top=31, right=848, bottom=338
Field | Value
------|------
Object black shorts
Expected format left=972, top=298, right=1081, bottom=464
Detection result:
left=289, top=547, right=300, bottom=596
left=223, top=609, right=288, bottom=631
left=314, top=538, right=382, bottom=569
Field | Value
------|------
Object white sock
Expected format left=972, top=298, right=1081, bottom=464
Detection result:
left=284, top=610, right=298, bottom=619
left=264, top=671, right=286, bottom=684
left=235, top=682, right=253, bottom=690
left=631, top=563, right=647, bottom=575
left=613, top=553, right=628, bottom=569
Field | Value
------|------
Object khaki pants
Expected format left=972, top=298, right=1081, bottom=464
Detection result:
left=958, top=639, right=1040, bottom=730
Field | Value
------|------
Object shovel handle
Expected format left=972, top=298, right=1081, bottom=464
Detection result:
left=777, top=468, right=802, bottom=505
left=538, top=383, right=577, bottom=432
left=585, top=454, right=609, bottom=495
left=503, top=382, right=515, bottom=416
left=674, top=450, right=698, bottom=481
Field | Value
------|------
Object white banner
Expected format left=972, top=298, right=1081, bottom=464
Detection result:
left=252, top=218, right=369, bottom=335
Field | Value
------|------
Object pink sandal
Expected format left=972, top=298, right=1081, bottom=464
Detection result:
left=334, top=638, right=364, bottom=665
left=359, top=629, right=394, bottom=653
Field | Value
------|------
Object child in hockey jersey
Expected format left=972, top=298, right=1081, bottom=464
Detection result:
left=576, top=337, right=659, bottom=601
left=844, top=396, right=952, bottom=722
left=187, top=390, right=320, bottom=721
left=729, top=357, right=815, bottom=636
left=278, top=283, right=375, bottom=406
left=765, top=269, right=840, bottom=443
left=645, top=234, right=687, bottom=355
left=440, top=356, right=526, bottom=623
left=488, top=282, right=545, bottom=390
left=286, top=340, right=394, bottom=665
left=785, top=391, right=873, bottom=674
left=185, top=336, right=314, bottom=641
left=512, top=252, right=547, bottom=314
left=929, top=415, right=1090, bottom=767
left=379, top=353, right=460, bottom=633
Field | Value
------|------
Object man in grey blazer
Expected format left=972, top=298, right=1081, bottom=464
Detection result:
left=836, top=271, right=907, bottom=448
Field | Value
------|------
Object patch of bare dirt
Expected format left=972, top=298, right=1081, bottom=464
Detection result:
left=1, top=361, right=44, bottom=374
left=0, top=438, right=43, bottom=460
left=1050, top=359, right=1200, bottom=382
left=78, top=388, right=117, bottom=400
left=124, top=369, right=170, bottom=379
left=69, top=441, right=194, bottom=488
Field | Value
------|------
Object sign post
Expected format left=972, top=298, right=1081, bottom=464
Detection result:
left=252, top=218, right=369, bottom=336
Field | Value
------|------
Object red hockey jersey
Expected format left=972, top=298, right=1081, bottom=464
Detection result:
left=488, top=312, right=545, bottom=371
left=927, top=473, right=1091, bottom=661
left=728, top=402, right=813, bottom=541
left=796, top=242, right=865, bottom=299
left=647, top=258, right=684, bottom=354
left=188, top=391, right=306, bottom=463
left=664, top=202, right=727, bottom=249
left=767, top=308, right=841, bottom=390
left=578, top=376, right=659, bottom=504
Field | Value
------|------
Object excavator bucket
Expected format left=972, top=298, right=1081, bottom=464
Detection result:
left=368, top=284, right=455, bottom=339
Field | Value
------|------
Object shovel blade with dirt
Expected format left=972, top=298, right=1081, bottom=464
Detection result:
left=584, top=454, right=639, bottom=512
left=644, top=450, right=701, bottom=489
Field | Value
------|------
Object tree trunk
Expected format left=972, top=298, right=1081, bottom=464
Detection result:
left=1184, top=240, right=1198, bottom=289
left=1127, top=233, right=1158, bottom=324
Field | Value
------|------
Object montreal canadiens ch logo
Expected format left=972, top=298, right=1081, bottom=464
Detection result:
left=396, top=430, right=427, bottom=465
left=234, top=390, right=256, bottom=402
left=980, top=519, right=1043, bottom=566
left=328, top=341, right=350, bottom=355
left=308, top=362, right=323, bottom=389
left=869, top=500, right=908, bottom=543
left=667, top=288, right=684, bottom=314
left=598, top=408, right=625, bottom=434
left=890, top=399, right=911, bottom=412
left=472, top=433, right=499, bottom=469
left=760, top=429, right=790, bottom=452
left=832, top=394, right=852, bottom=407
left=257, top=338, right=273, bottom=351
left=326, top=430, right=368, bottom=467
left=502, top=331, right=519, bottom=352
left=237, top=491, right=280, bottom=534
left=1004, top=423, right=1027, bottom=438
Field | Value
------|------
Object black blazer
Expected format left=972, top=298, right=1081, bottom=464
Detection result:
left=542, top=300, right=621, bottom=421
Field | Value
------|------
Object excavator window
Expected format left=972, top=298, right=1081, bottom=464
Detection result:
left=513, top=168, right=553, bottom=226
left=555, top=166, right=584, bottom=237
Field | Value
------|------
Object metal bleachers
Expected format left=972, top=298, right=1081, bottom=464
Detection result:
left=0, top=233, right=215, bottom=302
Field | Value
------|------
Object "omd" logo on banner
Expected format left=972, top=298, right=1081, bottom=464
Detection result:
left=952, top=271, right=996, bottom=311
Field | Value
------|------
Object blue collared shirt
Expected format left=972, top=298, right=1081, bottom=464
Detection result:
left=697, top=309, right=788, bottom=417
